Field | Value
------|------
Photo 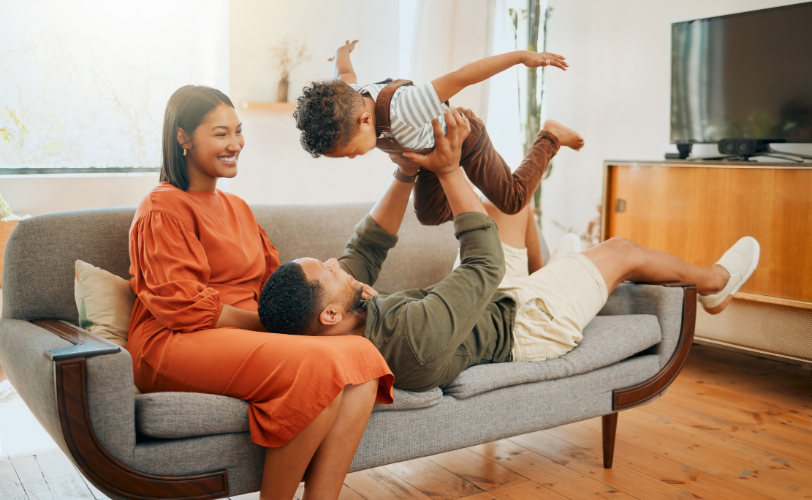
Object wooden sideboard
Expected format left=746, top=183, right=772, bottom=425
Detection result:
left=601, top=161, right=812, bottom=363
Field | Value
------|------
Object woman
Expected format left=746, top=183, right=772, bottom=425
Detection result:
left=127, top=85, right=394, bottom=500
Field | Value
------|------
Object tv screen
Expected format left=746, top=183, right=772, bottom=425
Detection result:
left=671, top=3, right=812, bottom=144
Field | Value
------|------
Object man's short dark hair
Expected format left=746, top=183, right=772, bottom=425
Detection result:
left=294, top=79, right=365, bottom=157
left=258, top=262, right=324, bottom=336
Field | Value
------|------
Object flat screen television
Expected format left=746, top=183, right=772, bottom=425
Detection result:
left=671, top=3, right=812, bottom=145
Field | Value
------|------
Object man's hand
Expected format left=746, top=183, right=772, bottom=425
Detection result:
left=521, top=50, right=568, bottom=70
left=388, top=153, right=420, bottom=177
left=402, top=107, right=471, bottom=176
left=328, top=40, right=359, bottom=62
left=360, top=283, right=378, bottom=301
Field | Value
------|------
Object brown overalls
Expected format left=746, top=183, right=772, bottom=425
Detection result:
left=373, top=79, right=561, bottom=226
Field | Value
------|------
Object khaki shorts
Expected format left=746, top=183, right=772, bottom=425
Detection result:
left=497, top=252, right=608, bottom=362
left=453, top=245, right=608, bottom=362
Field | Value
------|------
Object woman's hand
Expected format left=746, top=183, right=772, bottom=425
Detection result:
left=328, top=40, right=359, bottom=62
left=360, top=283, right=378, bottom=300
left=521, top=50, right=568, bottom=70
left=402, top=107, right=471, bottom=176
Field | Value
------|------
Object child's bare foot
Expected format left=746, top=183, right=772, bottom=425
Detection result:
left=543, top=120, right=584, bottom=151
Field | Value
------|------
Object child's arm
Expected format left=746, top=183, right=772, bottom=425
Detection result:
left=328, top=39, right=359, bottom=84
left=431, top=50, right=568, bottom=103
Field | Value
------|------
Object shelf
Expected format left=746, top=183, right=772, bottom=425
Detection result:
left=733, top=292, right=812, bottom=310
left=239, top=101, right=296, bottom=112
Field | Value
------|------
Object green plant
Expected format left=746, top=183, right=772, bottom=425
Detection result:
left=509, top=1, right=552, bottom=228
left=0, top=191, right=12, bottom=219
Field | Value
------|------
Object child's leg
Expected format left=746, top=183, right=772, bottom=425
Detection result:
left=412, top=108, right=558, bottom=226
left=462, top=110, right=560, bottom=216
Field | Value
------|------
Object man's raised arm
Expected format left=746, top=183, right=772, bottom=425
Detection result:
left=338, top=107, right=473, bottom=285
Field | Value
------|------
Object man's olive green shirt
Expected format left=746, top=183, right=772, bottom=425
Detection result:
left=338, top=212, right=517, bottom=392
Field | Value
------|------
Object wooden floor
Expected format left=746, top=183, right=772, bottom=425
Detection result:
left=1, top=344, right=810, bottom=500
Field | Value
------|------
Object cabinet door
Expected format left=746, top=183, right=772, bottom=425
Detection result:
left=604, top=164, right=812, bottom=303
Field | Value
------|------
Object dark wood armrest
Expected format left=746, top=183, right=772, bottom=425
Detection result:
left=33, top=320, right=121, bottom=361
left=612, top=283, right=697, bottom=410
left=31, top=319, right=229, bottom=499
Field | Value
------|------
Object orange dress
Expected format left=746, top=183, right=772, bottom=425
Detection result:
left=127, top=182, right=394, bottom=447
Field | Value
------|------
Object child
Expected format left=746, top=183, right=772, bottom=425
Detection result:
left=294, top=40, right=585, bottom=226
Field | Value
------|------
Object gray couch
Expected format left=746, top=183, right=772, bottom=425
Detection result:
left=0, top=202, right=695, bottom=500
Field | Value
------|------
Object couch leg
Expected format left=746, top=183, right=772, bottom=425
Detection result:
left=602, top=412, right=618, bottom=469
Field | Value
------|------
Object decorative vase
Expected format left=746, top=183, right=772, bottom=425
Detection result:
left=277, top=76, right=289, bottom=103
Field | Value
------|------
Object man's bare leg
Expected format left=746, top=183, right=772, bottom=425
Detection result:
left=583, top=237, right=729, bottom=302
left=481, top=201, right=543, bottom=274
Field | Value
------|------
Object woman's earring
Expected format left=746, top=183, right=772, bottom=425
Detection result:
left=183, top=148, right=187, bottom=157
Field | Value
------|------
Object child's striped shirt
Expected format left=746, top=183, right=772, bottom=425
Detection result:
left=350, top=81, right=448, bottom=150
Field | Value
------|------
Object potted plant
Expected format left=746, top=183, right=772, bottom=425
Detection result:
left=269, top=36, right=311, bottom=103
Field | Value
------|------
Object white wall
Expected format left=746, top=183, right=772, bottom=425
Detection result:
left=540, top=0, right=812, bottom=248
left=0, top=175, right=159, bottom=216
left=227, top=0, right=407, bottom=205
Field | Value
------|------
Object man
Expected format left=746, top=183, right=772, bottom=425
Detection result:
left=258, top=108, right=759, bottom=391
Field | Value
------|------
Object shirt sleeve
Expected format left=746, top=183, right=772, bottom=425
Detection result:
left=258, top=223, right=281, bottom=287
left=338, top=214, right=399, bottom=286
left=130, top=211, right=223, bottom=332
left=391, top=82, right=446, bottom=130
left=402, top=212, right=506, bottom=369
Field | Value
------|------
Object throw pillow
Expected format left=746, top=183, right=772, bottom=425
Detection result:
left=73, top=260, right=135, bottom=348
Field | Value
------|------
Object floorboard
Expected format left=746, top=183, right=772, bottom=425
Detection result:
left=1, top=344, right=810, bottom=499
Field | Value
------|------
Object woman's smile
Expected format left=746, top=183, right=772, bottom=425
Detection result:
left=218, top=155, right=238, bottom=166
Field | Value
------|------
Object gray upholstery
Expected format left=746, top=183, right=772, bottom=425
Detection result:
left=0, top=202, right=686, bottom=499
left=135, top=314, right=660, bottom=439
left=350, top=355, right=660, bottom=471
left=599, top=282, right=685, bottom=368
left=136, top=387, right=444, bottom=439
left=444, top=314, right=661, bottom=399
left=136, top=393, right=250, bottom=439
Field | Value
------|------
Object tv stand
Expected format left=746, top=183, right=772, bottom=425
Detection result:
left=602, top=160, right=812, bottom=364
left=689, top=147, right=812, bottom=163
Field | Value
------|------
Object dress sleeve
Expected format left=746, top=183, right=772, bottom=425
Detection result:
left=258, top=223, right=280, bottom=286
left=130, top=212, right=223, bottom=332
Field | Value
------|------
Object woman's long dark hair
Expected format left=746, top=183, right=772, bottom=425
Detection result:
left=160, top=85, right=234, bottom=191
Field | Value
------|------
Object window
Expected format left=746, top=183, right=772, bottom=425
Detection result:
left=0, top=0, right=229, bottom=174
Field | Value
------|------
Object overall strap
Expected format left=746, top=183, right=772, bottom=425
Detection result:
left=374, top=79, right=414, bottom=137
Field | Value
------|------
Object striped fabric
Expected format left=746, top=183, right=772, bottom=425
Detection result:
left=351, top=81, right=448, bottom=150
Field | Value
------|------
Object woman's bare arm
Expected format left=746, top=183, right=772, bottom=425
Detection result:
left=215, top=304, right=266, bottom=332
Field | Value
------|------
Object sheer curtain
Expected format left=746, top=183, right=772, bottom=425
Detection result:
left=408, top=0, right=525, bottom=168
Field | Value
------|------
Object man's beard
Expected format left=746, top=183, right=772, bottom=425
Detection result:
left=345, top=284, right=365, bottom=312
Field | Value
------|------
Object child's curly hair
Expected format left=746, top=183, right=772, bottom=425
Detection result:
left=294, top=79, right=366, bottom=157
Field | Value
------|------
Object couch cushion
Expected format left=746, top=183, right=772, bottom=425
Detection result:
left=135, top=387, right=444, bottom=439
left=442, top=314, right=662, bottom=399
left=136, top=392, right=249, bottom=439
left=73, top=260, right=134, bottom=348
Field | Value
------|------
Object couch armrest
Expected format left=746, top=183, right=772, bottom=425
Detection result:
left=598, top=282, right=697, bottom=411
left=0, top=319, right=229, bottom=499
left=36, top=320, right=121, bottom=361
left=0, top=319, right=136, bottom=461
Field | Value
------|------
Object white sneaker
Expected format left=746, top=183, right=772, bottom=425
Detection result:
left=699, top=236, right=760, bottom=314
left=548, top=233, right=582, bottom=264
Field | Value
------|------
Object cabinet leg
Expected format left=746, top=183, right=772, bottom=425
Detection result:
left=602, top=412, right=618, bottom=469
